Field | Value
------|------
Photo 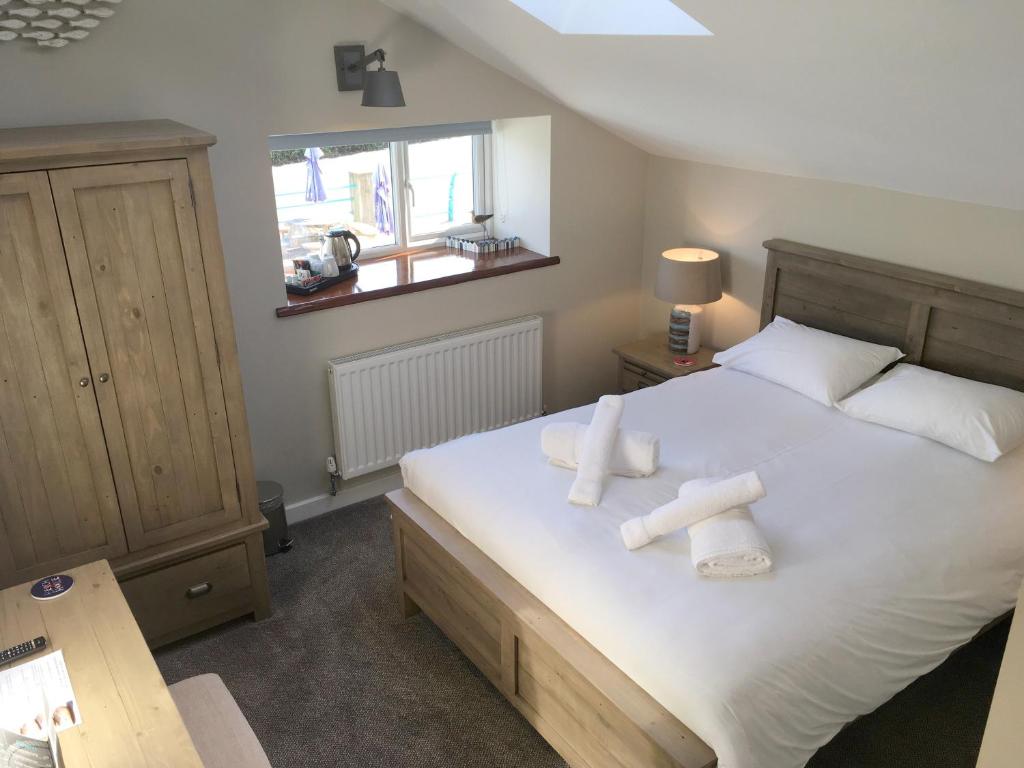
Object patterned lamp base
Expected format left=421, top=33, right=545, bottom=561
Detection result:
left=668, top=304, right=704, bottom=354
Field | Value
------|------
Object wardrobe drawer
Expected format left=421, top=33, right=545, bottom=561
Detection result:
left=120, top=544, right=253, bottom=647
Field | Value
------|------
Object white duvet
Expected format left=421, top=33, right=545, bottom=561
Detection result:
left=400, top=368, right=1024, bottom=768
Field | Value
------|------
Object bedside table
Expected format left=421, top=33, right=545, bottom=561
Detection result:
left=613, top=334, right=718, bottom=393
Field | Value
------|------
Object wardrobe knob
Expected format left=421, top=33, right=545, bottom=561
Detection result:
left=78, top=377, right=90, bottom=388
left=98, top=373, right=110, bottom=383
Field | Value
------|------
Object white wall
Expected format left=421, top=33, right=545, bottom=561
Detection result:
left=0, top=0, right=647, bottom=508
left=641, top=157, right=1024, bottom=351
left=492, top=115, right=551, bottom=255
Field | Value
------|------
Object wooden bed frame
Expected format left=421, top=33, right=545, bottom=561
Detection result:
left=387, top=239, right=1024, bottom=768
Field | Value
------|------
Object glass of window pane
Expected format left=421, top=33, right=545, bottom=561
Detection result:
left=271, top=143, right=397, bottom=272
left=407, top=135, right=475, bottom=239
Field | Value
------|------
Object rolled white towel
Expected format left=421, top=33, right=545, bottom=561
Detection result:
left=689, top=506, right=773, bottom=577
left=620, top=472, right=766, bottom=550
left=542, top=423, right=660, bottom=478
left=568, top=395, right=624, bottom=507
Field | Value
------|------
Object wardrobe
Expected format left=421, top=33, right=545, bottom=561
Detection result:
left=0, top=120, right=270, bottom=647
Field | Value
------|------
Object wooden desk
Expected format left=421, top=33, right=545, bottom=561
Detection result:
left=977, top=581, right=1024, bottom=767
left=0, top=560, right=203, bottom=767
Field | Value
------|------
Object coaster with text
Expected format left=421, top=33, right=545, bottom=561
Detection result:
left=30, top=574, right=74, bottom=601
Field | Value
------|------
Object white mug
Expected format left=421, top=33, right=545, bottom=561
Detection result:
left=320, top=254, right=340, bottom=278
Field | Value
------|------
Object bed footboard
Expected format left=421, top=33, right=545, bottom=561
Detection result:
left=387, top=488, right=717, bottom=768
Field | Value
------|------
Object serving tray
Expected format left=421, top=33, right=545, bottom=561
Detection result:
left=284, top=263, right=359, bottom=296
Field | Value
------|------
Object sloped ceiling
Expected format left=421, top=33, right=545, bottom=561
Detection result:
left=379, top=0, right=1024, bottom=210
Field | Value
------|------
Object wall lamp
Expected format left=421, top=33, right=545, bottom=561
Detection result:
left=334, top=44, right=406, bottom=107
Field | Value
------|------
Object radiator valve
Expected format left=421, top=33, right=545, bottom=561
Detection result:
left=326, top=456, right=341, bottom=496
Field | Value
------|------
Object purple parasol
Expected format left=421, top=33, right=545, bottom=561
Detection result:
left=304, top=147, right=327, bottom=203
left=373, top=161, right=394, bottom=236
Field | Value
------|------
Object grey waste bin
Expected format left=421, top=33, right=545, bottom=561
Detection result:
left=258, top=480, right=293, bottom=556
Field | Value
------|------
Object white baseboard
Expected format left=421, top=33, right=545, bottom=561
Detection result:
left=284, top=469, right=403, bottom=526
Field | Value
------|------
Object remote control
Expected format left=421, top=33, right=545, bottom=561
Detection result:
left=0, top=636, right=46, bottom=667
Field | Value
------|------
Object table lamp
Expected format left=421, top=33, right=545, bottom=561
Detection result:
left=655, top=248, right=722, bottom=354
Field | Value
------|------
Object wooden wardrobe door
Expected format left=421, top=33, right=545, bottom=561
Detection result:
left=49, top=161, right=242, bottom=550
left=0, top=172, right=127, bottom=586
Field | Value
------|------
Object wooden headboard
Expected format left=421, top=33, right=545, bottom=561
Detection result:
left=761, top=239, right=1024, bottom=391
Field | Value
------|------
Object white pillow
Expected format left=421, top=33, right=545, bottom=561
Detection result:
left=712, top=316, right=904, bottom=406
left=837, top=363, right=1024, bottom=461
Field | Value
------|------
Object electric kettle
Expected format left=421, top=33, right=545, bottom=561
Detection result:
left=320, top=228, right=361, bottom=270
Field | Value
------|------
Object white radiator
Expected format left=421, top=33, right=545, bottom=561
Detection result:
left=328, top=316, right=543, bottom=479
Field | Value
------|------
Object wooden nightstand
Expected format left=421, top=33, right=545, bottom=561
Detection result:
left=613, top=334, right=718, bottom=393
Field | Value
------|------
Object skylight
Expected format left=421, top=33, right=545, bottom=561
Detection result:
left=508, top=0, right=711, bottom=36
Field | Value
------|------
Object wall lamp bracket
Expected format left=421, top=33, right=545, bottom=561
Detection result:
left=331, top=43, right=403, bottom=107
left=335, top=45, right=378, bottom=91
left=334, top=44, right=406, bottom=107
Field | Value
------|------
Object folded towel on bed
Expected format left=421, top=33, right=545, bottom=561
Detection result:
left=568, top=395, right=624, bottom=507
left=688, top=506, right=773, bottom=577
left=620, top=471, right=766, bottom=550
left=541, top=423, right=659, bottom=477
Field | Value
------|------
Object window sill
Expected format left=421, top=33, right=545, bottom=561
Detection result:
left=275, top=245, right=559, bottom=318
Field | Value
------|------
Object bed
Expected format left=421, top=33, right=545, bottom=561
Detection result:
left=387, top=239, right=1024, bottom=768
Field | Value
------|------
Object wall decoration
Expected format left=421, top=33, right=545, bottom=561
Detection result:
left=0, top=0, right=120, bottom=47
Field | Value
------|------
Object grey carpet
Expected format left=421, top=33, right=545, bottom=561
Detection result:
left=156, top=497, right=1007, bottom=768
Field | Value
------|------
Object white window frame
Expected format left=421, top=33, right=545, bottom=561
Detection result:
left=269, top=123, right=493, bottom=265
left=378, top=134, right=490, bottom=260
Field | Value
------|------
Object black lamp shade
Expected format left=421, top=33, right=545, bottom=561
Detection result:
left=362, top=70, right=405, bottom=107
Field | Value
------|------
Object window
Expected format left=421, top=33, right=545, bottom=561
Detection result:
left=269, top=123, right=491, bottom=271
left=507, top=0, right=710, bottom=36
left=405, top=135, right=477, bottom=238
